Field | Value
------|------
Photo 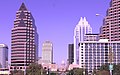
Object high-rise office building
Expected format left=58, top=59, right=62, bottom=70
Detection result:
left=100, top=0, right=120, bottom=41
left=79, top=39, right=120, bottom=74
left=74, top=17, right=92, bottom=64
left=68, top=44, right=74, bottom=65
left=42, top=41, right=53, bottom=64
left=11, top=3, right=38, bottom=70
left=0, top=44, right=8, bottom=68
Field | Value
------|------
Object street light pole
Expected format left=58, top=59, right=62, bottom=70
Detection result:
left=109, top=21, right=113, bottom=75
left=83, top=64, right=85, bottom=75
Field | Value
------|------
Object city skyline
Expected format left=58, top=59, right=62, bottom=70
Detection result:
left=0, top=0, right=110, bottom=65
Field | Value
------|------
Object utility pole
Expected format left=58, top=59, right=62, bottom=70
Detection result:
left=83, top=64, right=85, bottom=75
left=109, top=21, right=113, bottom=75
left=109, top=46, right=113, bottom=75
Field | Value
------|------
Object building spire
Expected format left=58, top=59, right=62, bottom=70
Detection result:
left=83, top=17, right=86, bottom=22
left=78, top=17, right=83, bottom=25
left=19, top=3, right=27, bottom=11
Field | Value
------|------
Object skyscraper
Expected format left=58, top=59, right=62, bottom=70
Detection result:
left=68, top=44, right=74, bottom=65
left=11, top=3, right=38, bottom=70
left=74, top=17, right=92, bottom=64
left=42, top=41, right=53, bottom=64
left=0, top=44, right=8, bottom=68
left=100, top=0, right=120, bottom=41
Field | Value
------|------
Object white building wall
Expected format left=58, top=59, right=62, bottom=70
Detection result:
left=79, top=40, right=120, bottom=74
left=42, top=41, right=53, bottom=64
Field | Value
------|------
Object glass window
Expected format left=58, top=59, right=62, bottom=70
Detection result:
left=93, top=43, right=96, bottom=47
left=113, top=45, right=116, bottom=48
left=101, top=57, right=104, bottom=59
left=85, top=43, right=88, bottom=45
left=97, top=60, right=100, bottom=62
left=89, top=57, right=92, bottom=59
left=85, top=45, right=88, bottom=48
left=89, top=60, right=92, bottom=62
left=89, top=44, right=92, bottom=47
left=85, top=57, right=88, bottom=59
left=97, top=52, right=100, bottom=55
left=101, top=60, right=104, bottom=62
left=101, top=45, right=104, bottom=48
left=101, top=52, right=104, bottom=56
left=81, top=46, right=83, bottom=48
left=89, top=49, right=92, bottom=52
left=89, top=53, right=92, bottom=56
left=85, top=49, right=88, bottom=52
left=117, top=45, right=120, bottom=48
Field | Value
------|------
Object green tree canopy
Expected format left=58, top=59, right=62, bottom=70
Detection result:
left=96, top=70, right=109, bottom=75
left=98, top=64, right=109, bottom=71
left=11, top=70, right=24, bottom=75
left=97, top=64, right=120, bottom=75
left=26, top=63, right=44, bottom=75
left=67, top=68, right=84, bottom=75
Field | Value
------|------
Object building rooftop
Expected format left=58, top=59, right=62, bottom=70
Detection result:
left=19, top=3, right=28, bottom=11
left=0, top=44, right=8, bottom=48
left=85, top=34, right=99, bottom=35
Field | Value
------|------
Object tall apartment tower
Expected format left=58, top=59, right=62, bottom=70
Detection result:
left=100, top=0, right=120, bottom=41
left=0, top=44, right=8, bottom=68
left=74, top=17, right=92, bottom=64
left=42, top=41, right=53, bottom=64
left=11, top=3, right=38, bottom=69
left=68, top=44, right=74, bottom=65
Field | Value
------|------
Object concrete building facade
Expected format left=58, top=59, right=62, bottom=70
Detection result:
left=79, top=39, right=120, bottom=74
left=42, top=41, right=53, bottom=64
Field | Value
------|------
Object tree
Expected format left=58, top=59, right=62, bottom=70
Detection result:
left=50, top=72, right=58, bottom=75
left=73, top=68, right=84, bottom=75
left=26, top=63, right=44, bottom=75
left=98, top=64, right=109, bottom=71
left=11, top=70, right=24, bottom=75
left=113, top=64, right=120, bottom=75
left=16, top=70, right=24, bottom=75
left=67, top=69, right=73, bottom=75
left=67, top=68, right=84, bottom=75
left=97, top=64, right=120, bottom=75
left=96, top=70, right=110, bottom=75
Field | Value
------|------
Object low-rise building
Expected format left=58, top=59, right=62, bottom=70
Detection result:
left=41, top=63, right=58, bottom=72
